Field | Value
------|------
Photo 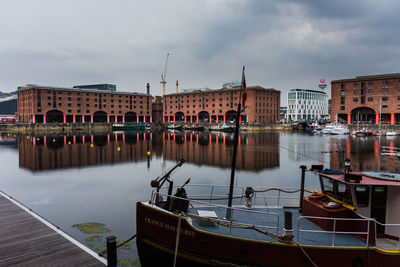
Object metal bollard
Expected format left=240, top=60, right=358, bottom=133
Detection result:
left=283, top=211, right=294, bottom=242
left=299, top=165, right=307, bottom=213
left=106, top=235, right=117, bottom=267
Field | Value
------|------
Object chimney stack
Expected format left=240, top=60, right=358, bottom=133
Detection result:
left=146, top=83, right=150, bottom=95
left=176, top=80, right=179, bottom=94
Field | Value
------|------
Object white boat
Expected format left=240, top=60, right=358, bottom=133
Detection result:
left=330, top=125, right=350, bottom=135
left=321, top=124, right=335, bottom=134
left=386, top=131, right=398, bottom=136
left=323, top=124, right=349, bottom=135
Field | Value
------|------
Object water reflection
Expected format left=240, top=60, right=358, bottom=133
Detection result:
left=329, top=136, right=400, bottom=173
left=162, top=131, right=280, bottom=171
left=17, top=131, right=280, bottom=172
left=18, top=133, right=154, bottom=171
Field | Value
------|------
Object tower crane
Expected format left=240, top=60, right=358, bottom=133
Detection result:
left=161, top=53, right=170, bottom=96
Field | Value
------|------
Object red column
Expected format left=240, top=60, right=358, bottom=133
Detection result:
left=91, top=115, right=93, bottom=123
left=32, top=115, right=36, bottom=123
left=115, top=115, right=117, bottom=123
left=63, top=115, right=67, bottom=123
left=224, top=115, right=226, bottom=123
left=43, top=115, right=46, bottom=124
left=163, top=116, right=165, bottom=123
left=391, top=113, right=395, bottom=125
left=196, top=116, right=199, bottom=123
left=375, top=113, right=379, bottom=125
left=122, top=116, right=125, bottom=123
left=107, top=115, right=110, bottom=123
left=73, top=115, right=76, bottom=123
left=184, top=116, right=187, bottom=123
left=144, top=116, right=146, bottom=123
left=107, top=134, right=110, bottom=143
left=347, top=113, right=351, bottom=125
left=209, top=115, right=212, bottom=123
left=239, top=115, right=241, bottom=123
left=216, top=116, right=219, bottom=123
left=73, top=136, right=76, bottom=144
left=150, top=116, right=152, bottom=123
left=173, top=116, right=176, bottom=123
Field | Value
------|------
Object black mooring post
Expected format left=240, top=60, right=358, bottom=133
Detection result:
left=284, top=210, right=293, bottom=231
left=299, top=165, right=307, bottom=213
left=106, top=235, right=117, bottom=267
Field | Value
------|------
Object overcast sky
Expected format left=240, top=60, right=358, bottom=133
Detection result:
left=1, top=0, right=399, bottom=104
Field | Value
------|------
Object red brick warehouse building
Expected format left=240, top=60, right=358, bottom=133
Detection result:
left=17, top=84, right=152, bottom=123
left=331, top=73, right=400, bottom=125
left=163, top=86, right=280, bottom=124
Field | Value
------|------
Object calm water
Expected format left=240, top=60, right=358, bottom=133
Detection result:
left=0, top=131, right=400, bottom=266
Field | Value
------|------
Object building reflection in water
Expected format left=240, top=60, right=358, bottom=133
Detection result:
left=329, top=136, right=400, bottom=173
left=162, top=131, right=279, bottom=172
left=19, top=132, right=154, bottom=171
left=18, top=131, right=280, bottom=172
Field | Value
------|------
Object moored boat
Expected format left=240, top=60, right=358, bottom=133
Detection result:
left=112, top=123, right=146, bottom=131
left=184, top=124, right=205, bottom=131
left=136, top=162, right=400, bottom=267
left=167, top=124, right=183, bottom=131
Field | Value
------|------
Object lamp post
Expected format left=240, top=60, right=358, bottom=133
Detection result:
left=344, top=158, right=351, bottom=175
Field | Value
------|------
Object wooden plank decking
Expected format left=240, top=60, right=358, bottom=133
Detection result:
left=0, top=192, right=106, bottom=266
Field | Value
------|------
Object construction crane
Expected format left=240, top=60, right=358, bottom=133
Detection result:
left=161, top=53, right=170, bottom=96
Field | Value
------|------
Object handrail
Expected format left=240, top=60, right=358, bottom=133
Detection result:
left=151, top=184, right=310, bottom=207
left=153, top=192, right=281, bottom=235
left=298, top=215, right=372, bottom=247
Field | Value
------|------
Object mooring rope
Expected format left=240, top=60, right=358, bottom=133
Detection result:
left=173, top=215, right=182, bottom=267
left=98, top=233, right=137, bottom=257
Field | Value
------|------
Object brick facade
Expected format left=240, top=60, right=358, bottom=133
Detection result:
left=163, top=86, right=280, bottom=124
left=17, top=84, right=152, bottom=123
left=331, top=73, right=400, bottom=124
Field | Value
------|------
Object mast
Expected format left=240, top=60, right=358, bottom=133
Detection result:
left=379, top=97, right=382, bottom=131
left=226, top=66, right=245, bottom=220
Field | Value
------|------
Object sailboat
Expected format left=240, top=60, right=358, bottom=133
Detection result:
left=135, top=68, right=400, bottom=266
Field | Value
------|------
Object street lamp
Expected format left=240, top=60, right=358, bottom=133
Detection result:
left=344, top=158, right=351, bottom=174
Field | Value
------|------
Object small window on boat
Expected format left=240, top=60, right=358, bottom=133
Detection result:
left=337, top=182, right=352, bottom=203
left=321, top=177, right=335, bottom=196
left=355, top=186, right=369, bottom=207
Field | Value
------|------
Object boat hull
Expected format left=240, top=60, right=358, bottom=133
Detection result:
left=136, top=202, right=399, bottom=267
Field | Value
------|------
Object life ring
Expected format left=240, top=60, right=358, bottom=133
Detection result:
left=323, top=201, right=341, bottom=209
left=308, top=193, right=324, bottom=201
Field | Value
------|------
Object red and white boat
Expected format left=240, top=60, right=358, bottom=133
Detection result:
left=136, top=162, right=400, bottom=267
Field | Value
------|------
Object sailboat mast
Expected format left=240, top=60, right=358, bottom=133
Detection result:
left=226, top=66, right=245, bottom=220
left=379, top=97, right=382, bottom=131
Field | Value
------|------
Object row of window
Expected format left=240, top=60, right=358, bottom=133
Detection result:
left=342, top=79, right=400, bottom=89
left=44, top=102, right=149, bottom=109
left=352, top=88, right=400, bottom=94
left=36, top=109, right=148, bottom=115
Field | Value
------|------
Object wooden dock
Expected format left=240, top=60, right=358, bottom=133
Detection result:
left=0, top=191, right=106, bottom=266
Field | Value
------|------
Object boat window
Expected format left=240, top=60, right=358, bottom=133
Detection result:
left=337, top=182, right=352, bottom=204
left=321, top=177, right=335, bottom=196
left=355, top=186, right=369, bottom=207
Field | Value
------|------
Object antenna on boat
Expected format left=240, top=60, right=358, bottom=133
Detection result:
left=151, top=159, right=185, bottom=206
left=226, top=66, right=246, bottom=220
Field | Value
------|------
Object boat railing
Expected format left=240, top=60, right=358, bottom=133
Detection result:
left=357, top=213, right=400, bottom=250
left=297, top=215, right=371, bottom=247
left=152, top=191, right=281, bottom=236
left=151, top=184, right=310, bottom=208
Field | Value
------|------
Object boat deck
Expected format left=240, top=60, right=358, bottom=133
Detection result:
left=188, top=206, right=368, bottom=248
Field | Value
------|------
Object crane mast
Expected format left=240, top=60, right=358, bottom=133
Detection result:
left=161, top=53, right=170, bottom=96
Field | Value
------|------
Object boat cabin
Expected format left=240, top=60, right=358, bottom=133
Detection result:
left=306, top=170, right=400, bottom=238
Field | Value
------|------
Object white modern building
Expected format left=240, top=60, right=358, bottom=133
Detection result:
left=286, top=89, right=329, bottom=122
